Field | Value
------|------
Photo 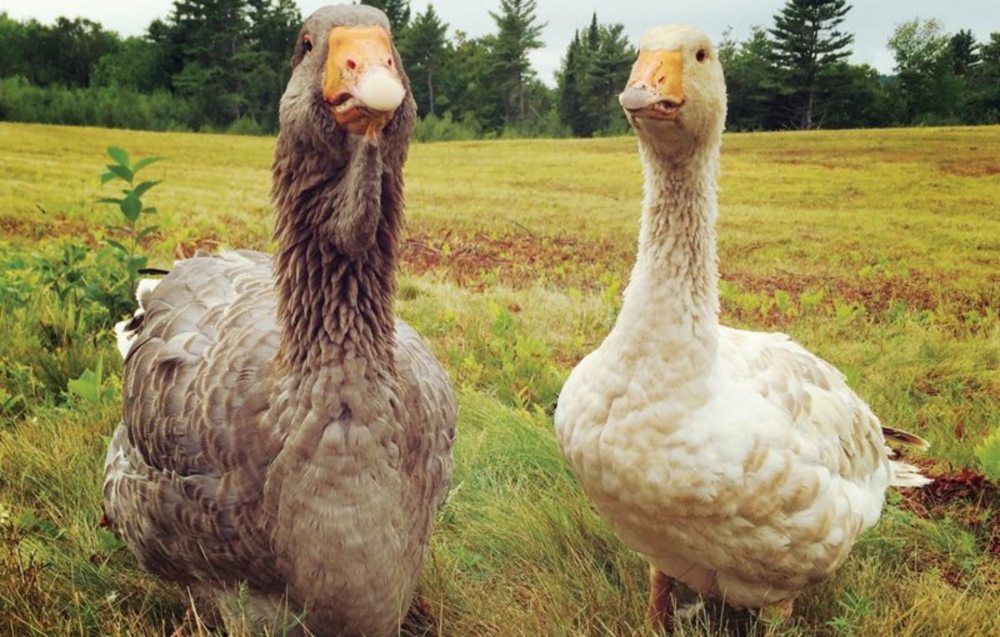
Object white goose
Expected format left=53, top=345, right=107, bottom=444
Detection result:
left=554, top=24, right=929, bottom=632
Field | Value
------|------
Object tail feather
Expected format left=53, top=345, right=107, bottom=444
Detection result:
left=883, top=425, right=930, bottom=450
left=890, top=460, right=933, bottom=488
left=115, top=278, right=162, bottom=359
left=882, top=425, right=932, bottom=488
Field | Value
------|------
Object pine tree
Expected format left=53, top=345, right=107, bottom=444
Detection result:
left=973, top=33, right=1000, bottom=122
left=166, top=0, right=249, bottom=125
left=446, top=31, right=503, bottom=132
left=722, top=27, right=785, bottom=130
left=949, top=29, right=980, bottom=76
left=359, top=0, right=410, bottom=35
left=401, top=4, right=448, bottom=117
left=156, top=0, right=301, bottom=130
left=557, top=32, right=587, bottom=135
left=241, top=0, right=300, bottom=130
left=489, top=0, right=544, bottom=127
left=768, top=0, right=854, bottom=129
left=557, top=14, right=633, bottom=137
left=582, top=19, right=633, bottom=135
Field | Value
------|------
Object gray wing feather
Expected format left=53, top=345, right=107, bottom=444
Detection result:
left=104, top=251, right=282, bottom=587
left=395, top=319, right=456, bottom=515
left=105, top=251, right=457, bottom=595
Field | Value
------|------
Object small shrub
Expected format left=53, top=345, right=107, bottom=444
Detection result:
left=97, top=145, right=162, bottom=310
left=226, top=116, right=266, bottom=136
left=413, top=112, right=479, bottom=142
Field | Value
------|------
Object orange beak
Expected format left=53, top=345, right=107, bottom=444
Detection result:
left=619, top=50, right=685, bottom=121
left=323, top=25, right=406, bottom=140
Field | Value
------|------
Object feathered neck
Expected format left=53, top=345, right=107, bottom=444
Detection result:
left=270, top=134, right=406, bottom=373
left=614, top=135, right=721, bottom=381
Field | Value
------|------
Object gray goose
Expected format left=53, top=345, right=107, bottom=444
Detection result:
left=103, top=6, right=455, bottom=636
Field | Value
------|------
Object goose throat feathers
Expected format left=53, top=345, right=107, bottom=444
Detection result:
left=323, top=142, right=385, bottom=258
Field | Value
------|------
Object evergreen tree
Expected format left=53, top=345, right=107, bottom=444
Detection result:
left=972, top=33, right=1000, bottom=122
left=401, top=4, right=448, bottom=117
left=489, top=0, right=544, bottom=127
left=557, top=14, right=633, bottom=137
left=445, top=31, right=502, bottom=132
left=583, top=19, right=632, bottom=135
left=154, top=0, right=299, bottom=130
left=557, top=32, right=587, bottom=135
left=92, top=36, right=169, bottom=92
left=948, top=29, right=980, bottom=75
left=768, top=0, right=854, bottom=129
left=721, top=27, right=785, bottom=130
left=359, top=0, right=410, bottom=36
left=165, top=0, right=249, bottom=126
left=240, top=0, right=300, bottom=130
left=820, top=61, right=893, bottom=128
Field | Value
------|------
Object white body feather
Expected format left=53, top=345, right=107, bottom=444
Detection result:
left=557, top=322, right=906, bottom=606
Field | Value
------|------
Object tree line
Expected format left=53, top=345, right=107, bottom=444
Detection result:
left=0, top=0, right=997, bottom=138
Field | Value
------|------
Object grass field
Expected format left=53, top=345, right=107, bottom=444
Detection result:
left=1, top=121, right=999, bottom=636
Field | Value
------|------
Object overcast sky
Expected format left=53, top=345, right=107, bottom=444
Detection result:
left=2, top=1, right=996, bottom=84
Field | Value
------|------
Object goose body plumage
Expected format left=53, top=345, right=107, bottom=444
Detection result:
left=554, top=24, right=928, bottom=621
left=103, top=6, right=455, bottom=636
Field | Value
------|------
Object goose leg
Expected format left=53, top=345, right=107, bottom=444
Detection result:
left=648, top=566, right=676, bottom=634
left=758, top=598, right=794, bottom=635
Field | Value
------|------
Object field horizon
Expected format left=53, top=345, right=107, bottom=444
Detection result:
left=1, top=121, right=999, bottom=635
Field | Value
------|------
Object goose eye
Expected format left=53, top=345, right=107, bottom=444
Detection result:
left=696, top=49, right=707, bottom=63
left=302, top=34, right=314, bottom=54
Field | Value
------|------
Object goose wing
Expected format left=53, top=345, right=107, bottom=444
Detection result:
left=104, top=251, right=282, bottom=586
left=718, top=326, right=908, bottom=489
left=394, top=320, right=456, bottom=515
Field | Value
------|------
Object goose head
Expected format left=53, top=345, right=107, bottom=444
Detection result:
left=620, top=25, right=726, bottom=156
left=280, top=4, right=413, bottom=146
left=272, top=5, right=416, bottom=261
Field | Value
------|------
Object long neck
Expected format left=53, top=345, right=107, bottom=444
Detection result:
left=614, top=138, right=721, bottom=381
left=271, top=138, right=403, bottom=373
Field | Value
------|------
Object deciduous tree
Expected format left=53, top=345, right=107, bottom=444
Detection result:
left=887, top=19, right=960, bottom=123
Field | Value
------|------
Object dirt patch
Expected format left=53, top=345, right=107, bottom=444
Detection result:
left=399, top=228, right=997, bottom=336
left=171, top=234, right=225, bottom=260
left=401, top=229, right=632, bottom=291
left=901, top=464, right=1000, bottom=558
left=939, top=160, right=1000, bottom=178
left=719, top=268, right=999, bottom=333
left=0, top=213, right=96, bottom=244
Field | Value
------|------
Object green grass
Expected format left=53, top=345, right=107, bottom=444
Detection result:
left=1, top=122, right=999, bottom=635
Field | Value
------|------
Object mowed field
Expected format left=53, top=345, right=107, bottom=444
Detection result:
left=1, top=121, right=999, bottom=636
